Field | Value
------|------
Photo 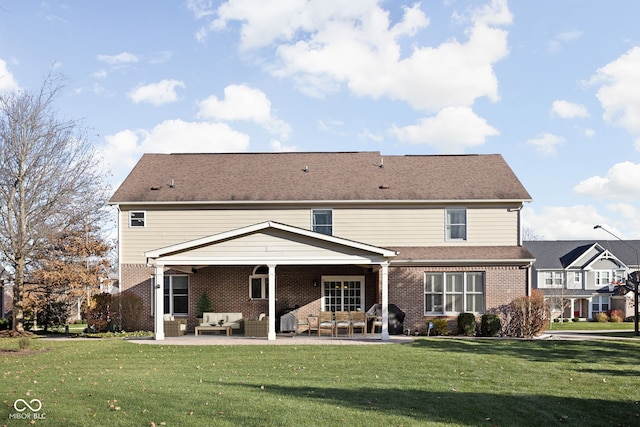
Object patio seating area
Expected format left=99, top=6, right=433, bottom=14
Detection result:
left=303, top=311, right=377, bottom=337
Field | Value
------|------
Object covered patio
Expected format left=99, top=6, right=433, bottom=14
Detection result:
left=145, top=221, right=398, bottom=341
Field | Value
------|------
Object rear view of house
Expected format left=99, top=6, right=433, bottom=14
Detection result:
left=109, top=152, right=534, bottom=340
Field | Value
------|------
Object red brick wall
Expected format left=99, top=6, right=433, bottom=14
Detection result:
left=121, top=264, right=378, bottom=332
left=122, top=263, right=528, bottom=333
left=388, top=265, right=528, bottom=334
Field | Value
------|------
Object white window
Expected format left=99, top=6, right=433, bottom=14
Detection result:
left=129, top=211, right=145, bottom=227
left=591, top=295, right=610, bottom=313
left=322, top=276, right=364, bottom=312
left=425, top=272, right=484, bottom=314
left=250, top=265, right=269, bottom=299
left=446, top=209, right=466, bottom=241
left=163, top=275, right=189, bottom=315
left=595, top=271, right=611, bottom=286
left=573, top=272, right=581, bottom=284
left=543, top=271, right=563, bottom=287
left=312, top=209, right=332, bottom=235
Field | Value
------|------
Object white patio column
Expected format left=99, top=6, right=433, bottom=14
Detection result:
left=154, top=264, right=165, bottom=340
left=268, top=264, right=276, bottom=340
left=381, top=262, right=389, bottom=341
left=569, top=299, right=576, bottom=319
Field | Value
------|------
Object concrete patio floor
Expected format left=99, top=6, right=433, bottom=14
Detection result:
left=130, top=333, right=415, bottom=345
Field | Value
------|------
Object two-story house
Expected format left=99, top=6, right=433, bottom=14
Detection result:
left=109, top=152, right=534, bottom=340
left=524, top=240, right=639, bottom=320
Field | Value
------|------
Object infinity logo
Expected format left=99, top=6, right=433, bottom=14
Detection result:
left=13, top=399, right=42, bottom=412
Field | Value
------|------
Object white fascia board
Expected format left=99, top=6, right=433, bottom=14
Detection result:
left=153, top=256, right=388, bottom=266
left=583, top=248, right=625, bottom=270
left=390, top=258, right=535, bottom=267
left=564, top=243, right=603, bottom=270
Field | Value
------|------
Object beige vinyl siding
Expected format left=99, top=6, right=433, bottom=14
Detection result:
left=336, top=206, right=519, bottom=247
left=467, top=208, right=519, bottom=246
left=158, top=231, right=376, bottom=263
left=118, top=205, right=521, bottom=264
left=118, top=208, right=310, bottom=264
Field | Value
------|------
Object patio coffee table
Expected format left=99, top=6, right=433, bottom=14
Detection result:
left=195, top=325, right=232, bottom=336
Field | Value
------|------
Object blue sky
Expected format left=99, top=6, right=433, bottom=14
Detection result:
left=1, top=0, right=640, bottom=241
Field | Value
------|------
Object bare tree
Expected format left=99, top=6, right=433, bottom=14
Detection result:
left=522, top=227, right=545, bottom=242
left=0, top=75, right=109, bottom=333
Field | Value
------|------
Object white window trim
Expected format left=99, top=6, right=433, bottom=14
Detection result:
left=152, top=274, right=189, bottom=316
left=424, top=271, right=484, bottom=315
left=311, top=208, right=333, bottom=236
left=445, top=208, right=467, bottom=241
left=591, top=295, right=610, bottom=313
left=321, top=275, right=365, bottom=312
left=594, top=270, right=611, bottom=286
left=542, top=271, right=563, bottom=288
left=249, top=265, right=269, bottom=300
left=129, top=211, right=146, bottom=228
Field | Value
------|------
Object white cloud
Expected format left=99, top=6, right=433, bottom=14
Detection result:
left=390, top=106, right=499, bottom=153
left=522, top=205, right=609, bottom=240
left=589, top=46, right=640, bottom=142
left=0, top=59, right=20, bottom=92
left=200, top=1, right=510, bottom=113
left=128, top=79, right=186, bottom=106
left=551, top=100, right=589, bottom=119
left=97, top=52, right=140, bottom=65
left=269, top=139, right=298, bottom=152
left=359, top=128, right=384, bottom=142
left=583, top=128, right=595, bottom=138
left=198, top=84, right=291, bottom=140
left=547, top=29, right=583, bottom=53
left=574, top=161, right=640, bottom=200
left=100, top=120, right=250, bottom=187
left=526, top=132, right=565, bottom=156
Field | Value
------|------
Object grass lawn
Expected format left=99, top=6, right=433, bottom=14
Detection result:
left=1, top=337, right=639, bottom=427
left=547, top=320, right=636, bottom=330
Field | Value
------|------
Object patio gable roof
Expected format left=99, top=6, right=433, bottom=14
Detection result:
left=144, top=221, right=398, bottom=266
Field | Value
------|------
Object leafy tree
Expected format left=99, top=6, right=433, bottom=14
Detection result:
left=0, top=75, right=109, bottom=333
left=25, top=226, right=111, bottom=331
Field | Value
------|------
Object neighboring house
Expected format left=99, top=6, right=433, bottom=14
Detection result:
left=524, top=240, right=639, bottom=320
left=109, top=152, right=534, bottom=340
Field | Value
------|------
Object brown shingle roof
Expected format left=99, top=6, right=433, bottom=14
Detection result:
left=109, top=152, right=531, bottom=203
left=390, top=246, right=535, bottom=263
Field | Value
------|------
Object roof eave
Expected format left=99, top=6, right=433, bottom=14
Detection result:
left=390, top=258, right=535, bottom=267
left=110, top=198, right=532, bottom=206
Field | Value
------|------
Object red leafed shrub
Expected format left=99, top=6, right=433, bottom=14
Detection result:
left=500, top=290, right=549, bottom=338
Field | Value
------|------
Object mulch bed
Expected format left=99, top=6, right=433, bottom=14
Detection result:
left=0, top=330, right=36, bottom=338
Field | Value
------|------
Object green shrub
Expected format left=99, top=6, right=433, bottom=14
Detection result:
left=457, top=312, right=477, bottom=336
left=430, top=319, right=449, bottom=336
left=594, top=312, right=609, bottom=322
left=571, top=318, right=580, bottom=322
left=553, top=318, right=560, bottom=323
left=480, top=313, right=501, bottom=337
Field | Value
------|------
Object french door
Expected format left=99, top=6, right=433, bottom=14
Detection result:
left=322, top=276, right=364, bottom=312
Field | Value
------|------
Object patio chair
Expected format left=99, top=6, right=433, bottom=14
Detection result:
left=334, top=311, right=351, bottom=337
left=307, top=315, right=319, bottom=336
left=163, top=314, right=187, bottom=337
left=318, top=311, right=334, bottom=337
left=294, top=312, right=310, bottom=336
left=350, top=311, right=367, bottom=337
